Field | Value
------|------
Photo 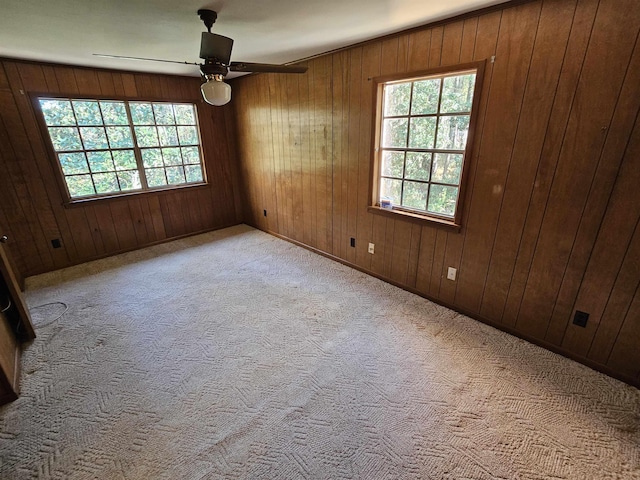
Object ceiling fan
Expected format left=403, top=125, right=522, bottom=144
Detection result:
left=95, top=9, right=308, bottom=106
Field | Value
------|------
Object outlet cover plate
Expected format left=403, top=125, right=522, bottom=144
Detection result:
left=447, top=267, right=457, bottom=281
left=573, top=310, right=589, bottom=328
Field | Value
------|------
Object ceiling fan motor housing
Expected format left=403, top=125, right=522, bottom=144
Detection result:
left=201, top=60, right=228, bottom=77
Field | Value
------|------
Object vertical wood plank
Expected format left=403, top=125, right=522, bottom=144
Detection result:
left=440, top=21, right=464, bottom=66
left=371, top=38, right=398, bottom=276
left=331, top=52, right=346, bottom=257
left=54, top=66, right=80, bottom=95
left=97, top=72, right=116, bottom=96
left=389, top=221, right=413, bottom=285
left=516, top=0, right=639, bottom=340
left=459, top=18, right=479, bottom=62
left=121, top=73, right=138, bottom=97
left=547, top=36, right=640, bottom=347
left=502, top=0, right=600, bottom=326
left=355, top=43, right=382, bottom=269
left=455, top=1, right=542, bottom=314
left=73, top=68, right=102, bottom=95
left=112, top=73, right=126, bottom=96
left=406, top=223, right=422, bottom=289
left=439, top=10, right=501, bottom=306
left=312, top=55, right=332, bottom=253
left=385, top=34, right=415, bottom=282
left=429, top=231, right=447, bottom=296
left=222, top=99, right=245, bottom=225
left=588, top=220, right=640, bottom=364
left=0, top=132, right=42, bottom=274
left=415, top=226, right=436, bottom=294
left=109, top=200, right=138, bottom=251
left=605, top=287, right=640, bottom=377
left=561, top=113, right=640, bottom=355
left=239, top=76, right=263, bottom=228
left=0, top=95, right=51, bottom=270
left=147, top=196, right=167, bottom=240
left=407, top=29, right=431, bottom=71
left=127, top=198, right=151, bottom=246
left=429, top=27, right=444, bottom=67
left=138, top=197, right=158, bottom=243
left=480, top=0, right=578, bottom=321
left=83, top=206, right=106, bottom=255
left=288, top=73, right=305, bottom=243
left=259, top=76, right=280, bottom=232
left=92, top=203, right=120, bottom=252
left=275, top=73, right=292, bottom=238
left=5, top=62, right=79, bottom=267
left=267, top=74, right=286, bottom=237
left=345, top=47, right=363, bottom=265
left=302, top=64, right=315, bottom=246
left=0, top=205, right=26, bottom=286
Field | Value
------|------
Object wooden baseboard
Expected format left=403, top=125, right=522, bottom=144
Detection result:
left=254, top=225, right=640, bottom=390
left=24, top=222, right=242, bottom=283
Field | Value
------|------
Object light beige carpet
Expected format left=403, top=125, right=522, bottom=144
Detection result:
left=0, top=224, right=638, bottom=479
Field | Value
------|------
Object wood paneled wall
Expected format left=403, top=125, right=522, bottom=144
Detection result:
left=0, top=59, right=243, bottom=283
left=232, top=0, right=640, bottom=386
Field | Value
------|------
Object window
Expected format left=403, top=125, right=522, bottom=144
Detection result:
left=371, top=62, right=484, bottom=227
left=37, top=97, right=206, bottom=201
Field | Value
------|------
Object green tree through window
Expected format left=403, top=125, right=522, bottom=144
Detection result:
left=38, top=98, right=206, bottom=200
left=376, top=69, right=479, bottom=221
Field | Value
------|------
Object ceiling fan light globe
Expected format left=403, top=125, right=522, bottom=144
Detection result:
left=201, top=78, right=231, bottom=106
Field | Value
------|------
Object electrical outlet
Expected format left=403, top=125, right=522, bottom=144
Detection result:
left=263, top=209, right=267, bottom=217
left=368, top=243, right=375, bottom=254
left=447, top=267, right=457, bottom=281
left=350, top=237, right=356, bottom=248
left=573, top=310, right=589, bottom=328
left=51, top=239, right=62, bottom=249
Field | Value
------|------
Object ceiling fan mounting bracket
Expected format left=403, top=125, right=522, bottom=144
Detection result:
left=197, top=9, right=218, bottom=33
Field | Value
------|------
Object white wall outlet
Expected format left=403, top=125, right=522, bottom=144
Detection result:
left=447, top=267, right=457, bottom=281
left=368, top=242, right=375, bottom=254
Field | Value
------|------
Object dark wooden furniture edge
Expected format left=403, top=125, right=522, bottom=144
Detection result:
left=0, top=346, right=20, bottom=404
left=0, top=245, right=35, bottom=339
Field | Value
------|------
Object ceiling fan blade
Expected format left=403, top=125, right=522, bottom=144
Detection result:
left=229, top=62, right=308, bottom=74
left=93, top=54, right=199, bottom=66
left=200, top=32, right=234, bottom=64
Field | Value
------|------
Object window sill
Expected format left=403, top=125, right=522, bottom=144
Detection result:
left=63, top=182, right=209, bottom=208
left=367, top=205, right=462, bottom=232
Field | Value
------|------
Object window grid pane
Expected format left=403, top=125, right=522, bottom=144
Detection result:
left=379, top=70, right=476, bottom=218
left=72, top=100, right=103, bottom=126
left=39, top=97, right=206, bottom=199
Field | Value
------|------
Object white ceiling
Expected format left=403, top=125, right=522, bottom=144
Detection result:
left=0, top=0, right=508, bottom=78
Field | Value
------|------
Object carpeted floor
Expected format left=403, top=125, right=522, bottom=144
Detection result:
left=0, top=224, right=638, bottom=479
